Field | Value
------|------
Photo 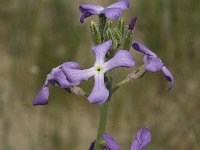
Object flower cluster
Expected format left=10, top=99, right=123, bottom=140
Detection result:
left=33, top=0, right=174, bottom=149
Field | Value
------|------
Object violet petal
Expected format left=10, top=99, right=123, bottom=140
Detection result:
left=144, top=56, right=164, bottom=72
left=104, top=50, right=135, bottom=72
left=79, top=4, right=104, bottom=13
left=103, top=8, right=122, bottom=20
left=130, top=128, right=151, bottom=150
left=102, top=134, right=122, bottom=150
left=33, top=86, right=49, bottom=106
left=80, top=11, right=93, bottom=23
left=132, top=42, right=156, bottom=56
left=48, top=68, right=71, bottom=88
left=162, top=66, right=174, bottom=90
left=61, top=62, right=82, bottom=69
left=63, top=68, right=95, bottom=85
left=88, top=73, right=109, bottom=104
left=93, top=40, right=112, bottom=65
left=107, top=0, right=129, bottom=10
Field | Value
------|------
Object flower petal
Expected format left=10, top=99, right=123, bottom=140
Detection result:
left=132, top=42, right=156, bottom=56
left=102, top=134, right=122, bottom=150
left=103, top=8, right=122, bottom=20
left=79, top=4, right=104, bottom=13
left=61, top=62, right=82, bottom=69
left=107, top=0, right=129, bottom=10
left=47, top=62, right=82, bottom=88
left=88, top=73, right=109, bottom=104
left=144, top=56, right=164, bottom=72
left=63, top=67, right=95, bottom=85
left=162, top=66, right=174, bottom=90
left=93, top=40, right=112, bottom=65
left=48, top=68, right=71, bottom=88
left=104, top=50, right=135, bottom=72
left=80, top=12, right=93, bottom=23
left=33, top=86, right=49, bottom=106
left=130, top=128, right=151, bottom=150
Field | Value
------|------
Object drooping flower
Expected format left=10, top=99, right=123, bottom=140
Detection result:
left=132, top=42, right=174, bottom=89
left=32, top=62, right=82, bottom=106
left=90, top=128, right=151, bottom=150
left=79, top=0, right=129, bottom=23
left=63, top=40, right=135, bottom=104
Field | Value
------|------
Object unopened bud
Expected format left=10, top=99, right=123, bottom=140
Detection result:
left=113, top=28, right=122, bottom=45
left=128, top=16, right=137, bottom=31
left=123, top=30, right=133, bottom=50
left=90, top=21, right=101, bottom=44
left=117, top=18, right=125, bottom=36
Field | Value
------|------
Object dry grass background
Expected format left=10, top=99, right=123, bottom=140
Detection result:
left=0, top=0, right=200, bottom=149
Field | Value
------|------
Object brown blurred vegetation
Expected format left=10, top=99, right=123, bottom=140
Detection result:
left=0, top=0, right=200, bottom=149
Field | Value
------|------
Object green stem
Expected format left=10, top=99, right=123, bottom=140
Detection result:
left=112, top=78, right=130, bottom=94
left=94, top=100, right=110, bottom=150
left=112, top=66, right=147, bottom=93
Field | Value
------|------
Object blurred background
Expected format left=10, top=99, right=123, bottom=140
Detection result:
left=0, top=0, right=200, bottom=149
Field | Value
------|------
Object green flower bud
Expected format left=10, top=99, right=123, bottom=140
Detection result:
left=117, top=18, right=125, bottom=36
left=123, top=29, right=133, bottom=50
left=90, top=21, right=101, bottom=44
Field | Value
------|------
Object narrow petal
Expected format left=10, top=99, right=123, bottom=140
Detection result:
left=103, top=8, right=122, bottom=20
left=80, top=12, right=93, bottom=23
left=48, top=68, right=71, bottom=88
left=61, top=62, right=82, bottom=69
left=104, top=50, right=135, bottom=72
left=144, top=56, right=164, bottom=72
left=130, top=128, right=151, bottom=150
left=102, top=134, right=122, bottom=150
left=132, top=42, right=156, bottom=56
left=33, top=86, right=49, bottom=106
left=93, top=40, right=112, bottom=65
left=88, top=73, right=109, bottom=104
left=79, top=4, right=104, bottom=13
left=63, top=67, right=95, bottom=85
left=107, top=0, right=129, bottom=10
left=162, top=66, right=174, bottom=90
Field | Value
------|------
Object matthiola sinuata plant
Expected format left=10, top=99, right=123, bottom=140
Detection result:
left=33, top=0, right=174, bottom=149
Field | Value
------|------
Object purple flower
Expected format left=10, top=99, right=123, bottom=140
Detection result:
left=63, top=40, right=135, bottom=104
left=132, top=42, right=174, bottom=89
left=90, top=128, right=151, bottom=150
left=79, top=0, right=129, bottom=23
left=33, top=62, right=81, bottom=106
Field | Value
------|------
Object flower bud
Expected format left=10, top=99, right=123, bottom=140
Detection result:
left=90, top=21, right=101, bottom=44
left=123, top=30, right=133, bottom=50
left=117, top=18, right=125, bottom=36
left=128, top=16, right=137, bottom=31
